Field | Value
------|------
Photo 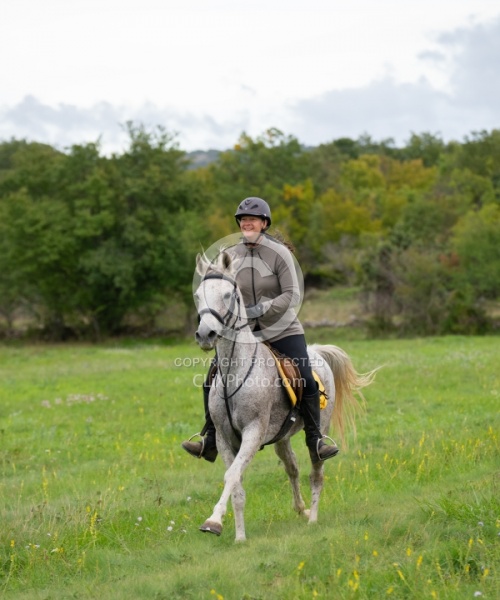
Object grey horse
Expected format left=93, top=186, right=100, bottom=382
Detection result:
left=193, top=252, right=375, bottom=541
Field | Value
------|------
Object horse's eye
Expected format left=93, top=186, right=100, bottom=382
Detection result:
left=223, top=291, right=232, bottom=302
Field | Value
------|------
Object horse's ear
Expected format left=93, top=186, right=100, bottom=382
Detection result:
left=196, top=253, right=207, bottom=277
left=221, top=251, right=232, bottom=271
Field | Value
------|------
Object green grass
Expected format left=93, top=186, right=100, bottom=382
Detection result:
left=0, top=336, right=499, bottom=599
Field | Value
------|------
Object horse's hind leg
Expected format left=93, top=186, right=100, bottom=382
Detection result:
left=308, top=461, right=325, bottom=524
left=274, top=439, right=307, bottom=517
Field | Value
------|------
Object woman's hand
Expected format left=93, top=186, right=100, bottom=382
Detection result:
left=245, top=302, right=268, bottom=319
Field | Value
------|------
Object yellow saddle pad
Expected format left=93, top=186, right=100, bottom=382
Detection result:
left=313, top=371, right=328, bottom=410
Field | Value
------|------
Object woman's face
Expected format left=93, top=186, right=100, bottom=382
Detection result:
left=239, top=215, right=266, bottom=242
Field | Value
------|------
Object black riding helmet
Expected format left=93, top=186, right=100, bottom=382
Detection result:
left=235, top=197, right=271, bottom=229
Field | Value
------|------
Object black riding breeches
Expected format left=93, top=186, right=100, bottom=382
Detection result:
left=269, top=334, right=316, bottom=394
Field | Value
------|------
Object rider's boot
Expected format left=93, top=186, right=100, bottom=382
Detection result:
left=181, top=384, right=218, bottom=463
left=301, top=387, right=339, bottom=463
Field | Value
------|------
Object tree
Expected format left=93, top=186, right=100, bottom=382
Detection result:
left=451, top=203, right=500, bottom=298
left=0, top=142, right=73, bottom=336
left=401, top=132, right=446, bottom=167
left=208, top=128, right=309, bottom=211
left=0, top=126, right=207, bottom=337
left=70, top=124, right=201, bottom=334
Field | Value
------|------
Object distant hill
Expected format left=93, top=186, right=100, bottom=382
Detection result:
left=186, top=149, right=221, bottom=169
left=185, top=144, right=320, bottom=170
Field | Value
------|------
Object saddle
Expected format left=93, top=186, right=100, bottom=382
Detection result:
left=207, top=345, right=327, bottom=409
left=206, top=345, right=327, bottom=450
left=265, top=344, right=328, bottom=410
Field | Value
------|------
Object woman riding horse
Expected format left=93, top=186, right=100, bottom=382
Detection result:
left=182, top=197, right=339, bottom=463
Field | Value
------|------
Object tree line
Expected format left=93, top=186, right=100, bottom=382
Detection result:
left=0, top=123, right=499, bottom=339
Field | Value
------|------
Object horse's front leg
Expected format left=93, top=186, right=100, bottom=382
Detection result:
left=274, top=439, right=307, bottom=517
left=200, top=424, right=262, bottom=542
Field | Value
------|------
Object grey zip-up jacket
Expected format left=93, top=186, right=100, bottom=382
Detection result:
left=226, top=234, right=304, bottom=342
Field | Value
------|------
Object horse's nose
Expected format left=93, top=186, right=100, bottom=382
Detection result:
left=195, top=328, right=217, bottom=348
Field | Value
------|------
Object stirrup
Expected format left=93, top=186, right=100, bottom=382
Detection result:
left=315, top=434, right=339, bottom=462
left=185, top=432, right=205, bottom=458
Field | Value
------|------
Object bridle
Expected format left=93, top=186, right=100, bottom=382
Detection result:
left=197, top=273, right=248, bottom=333
left=196, top=271, right=256, bottom=443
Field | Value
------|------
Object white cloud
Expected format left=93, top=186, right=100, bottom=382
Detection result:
left=439, top=18, right=500, bottom=111
left=288, top=78, right=446, bottom=145
left=288, top=16, right=500, bottom=146
left=0, top=4, right=499, bottom=151
left=0, top=95, right=249, bottom=152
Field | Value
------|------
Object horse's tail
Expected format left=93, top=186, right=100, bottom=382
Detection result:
left=312, top=345, right=378, bottom=446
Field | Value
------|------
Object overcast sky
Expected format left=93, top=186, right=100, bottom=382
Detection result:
left=1, top=0, right=499, bottom=153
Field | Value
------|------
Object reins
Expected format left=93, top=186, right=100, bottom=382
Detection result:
left=198, top=272, right=256, bottom=442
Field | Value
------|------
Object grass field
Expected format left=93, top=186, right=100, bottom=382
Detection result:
left=0, top=335, right=498, bottom=599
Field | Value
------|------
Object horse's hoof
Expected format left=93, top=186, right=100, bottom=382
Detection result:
left=199, top=520, right=222, bottom=536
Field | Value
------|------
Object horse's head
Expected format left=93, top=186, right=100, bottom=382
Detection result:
left=194, top=251, right=248, bottom=350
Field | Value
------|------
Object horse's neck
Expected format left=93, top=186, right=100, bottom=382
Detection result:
left=215, top=335, right=263, bottom=367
